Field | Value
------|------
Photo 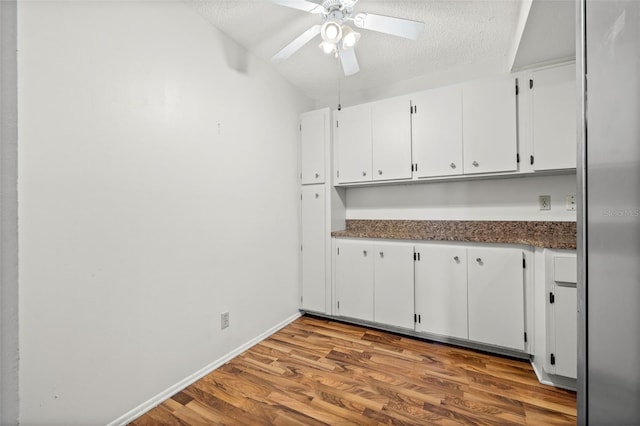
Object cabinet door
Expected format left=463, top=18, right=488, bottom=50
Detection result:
left=462, top=77, right=518, bottom=174
left=300, top=187, right=326, bottom=312
left=547, top=254, right=577, bottom=378
left=336, top=104, right=372, bottom=183
left=467, top=247, right=525, bottom=350
left=414, top=245, right=468, bottom=339
left=531, top=64, right=577, bottom=171
left=371, top=97, right=412, bottom=181
left=335, top=240, right=374, bottom=321
left=300, top=110, right=327, bottom=184
left=373, top=243, right=415, bottom=329
left=412, top=86, right=464, bottom=178
left=551, top=285, right=578, bottom=378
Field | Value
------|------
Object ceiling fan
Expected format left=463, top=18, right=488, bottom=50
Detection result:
left=270, top=0, right=425, bottom=76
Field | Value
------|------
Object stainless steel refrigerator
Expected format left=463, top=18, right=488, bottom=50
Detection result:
left=578, top=1, right=640, bottom=424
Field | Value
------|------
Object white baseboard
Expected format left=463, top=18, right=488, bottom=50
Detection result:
left=530, top=359, right=577, bottom=391
left=107, top=311, right=302, bottom=426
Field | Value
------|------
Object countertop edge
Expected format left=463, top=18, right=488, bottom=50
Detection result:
left=330, top=231, right=576, bottom=250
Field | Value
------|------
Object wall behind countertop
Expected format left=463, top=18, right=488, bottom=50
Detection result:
left=345, top=174, right=577, bottom=221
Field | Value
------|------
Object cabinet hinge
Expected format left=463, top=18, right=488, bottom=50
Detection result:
left=549, top=292, right=555, bottom=304
left=524, top=332, right=528, bottom=343
left=517, top=153, right=520, bottom=163
left=337, top=301, right=340, bottom=309
left=411, top=164, right=414, bottom=172
left=523, top=258, right=526, bottom=269
left=336, top=120, right=339, bottom=128
left=550, top=353, right=556, bottom=365
left=418, top=314, right=421, bottom=324
left=413, top=252, right=420, bottom=261
left=515, top=84, right=519, bottom=96
left=529, top=79, right=533, bottom=89
left=414, top=313, right=417, bottom=323
left=337, top=170, right=340, bottom=178
left=530, top=155, right=534, bottom=165
left=410, top=105, right=413, bottom=114
left=414, top=163, right=418, bottom=172
left=337, top=247, right=340, bottom=256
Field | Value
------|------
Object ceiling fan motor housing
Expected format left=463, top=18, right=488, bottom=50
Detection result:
left=322, top=0, right=346, bottom=12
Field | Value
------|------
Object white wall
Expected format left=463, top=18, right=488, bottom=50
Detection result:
left=18, top=1, right=310, bottom=424
left=346, top=174, right=577, bottom=221
left=1, top=0, right=19, bottom=424
left=315, top=55, right=512, bottom=109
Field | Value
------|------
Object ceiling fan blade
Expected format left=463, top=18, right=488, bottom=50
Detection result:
left=353, top=12, right=425, bottom=40
left=272, top=25, right=322, bottom=63
left=270, top=0, right=324, bottom=14
left=339, top=46, right=360, bottom=76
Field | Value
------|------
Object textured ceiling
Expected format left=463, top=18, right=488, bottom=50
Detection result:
left=185, top=0, right=572, bottom=102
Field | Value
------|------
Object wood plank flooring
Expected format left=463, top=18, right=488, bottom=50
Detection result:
left=130, top=315, right=576, bottom=425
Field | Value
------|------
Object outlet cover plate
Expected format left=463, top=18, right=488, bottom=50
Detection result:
left=221, top=312, right=230, bottom=330
left=566, top=195, right=576, bottom=211
left=539, top=195, right=551, bottom=210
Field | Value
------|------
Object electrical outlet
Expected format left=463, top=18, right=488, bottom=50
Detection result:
left=221, top=312, right=230, bottom=330
left=539, top=195, right=551, bottom=211
left=566, top=195, right=576, bottom=211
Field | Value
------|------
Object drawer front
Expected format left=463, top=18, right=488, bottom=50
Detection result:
left=554, top=256, right=577, bottom=284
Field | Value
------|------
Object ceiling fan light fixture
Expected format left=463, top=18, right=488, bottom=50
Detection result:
left=321, top=20, right=342, bottom=43
left=341, top=25, right=360, bottom=49
left=319, top=40, right=337, bottom=54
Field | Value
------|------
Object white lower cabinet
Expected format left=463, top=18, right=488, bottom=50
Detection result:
left=467, top=247, right=526, bottom=351
left=546, top=254, right=577, bottom=379
left=335, top=240, right=413, bottom=326
left=414, top=244, right=468, bottom=339
left=335, top=239, right=374, bottom=321
left=300, top=187, right=326, bottom=312
left=373, top=243, right=415, bottom=329
left=335, top=239, right=528, bottom=353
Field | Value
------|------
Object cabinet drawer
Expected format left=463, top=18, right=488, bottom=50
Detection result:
left=554, top=256, right=577, bottom=283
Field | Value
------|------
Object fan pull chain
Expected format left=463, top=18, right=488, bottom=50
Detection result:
left=337, top=63, right=342, bottom=111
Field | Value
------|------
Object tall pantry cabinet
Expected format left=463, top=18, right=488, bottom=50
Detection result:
left=299, top=108, right=345, bottom=315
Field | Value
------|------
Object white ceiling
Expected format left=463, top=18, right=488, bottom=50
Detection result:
left=186, top=0, right=575, bottom=103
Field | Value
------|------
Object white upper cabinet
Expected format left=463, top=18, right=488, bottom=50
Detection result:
left=371, top=97, right=413, bottom=181
left=462, top=77, right=519, bottom=174
left=531, top=64, right=577, bottom=171
left=411, top=86, right=464, bottom=178
left=300, top=187, right=326, bottom=313
left=414, top=244, right=468, bottom=339
left=467, top=246, right=525, bottom=351
left=300, top=110, right=328, bottom=185
left=335, top=104, right=372, bottom=184
left=335, top=239, right=374, bottom=321
left=373, top=242, right=415, bottom=329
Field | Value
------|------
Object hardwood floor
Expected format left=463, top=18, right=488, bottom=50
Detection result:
left=130, top=316, right=576, bottom=425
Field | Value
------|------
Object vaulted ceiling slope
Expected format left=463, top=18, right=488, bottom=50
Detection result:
left=186, top=0, right=575, bottom=103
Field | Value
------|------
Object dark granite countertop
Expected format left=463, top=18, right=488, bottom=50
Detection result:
left=331, top=220, right=576, bottom=249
